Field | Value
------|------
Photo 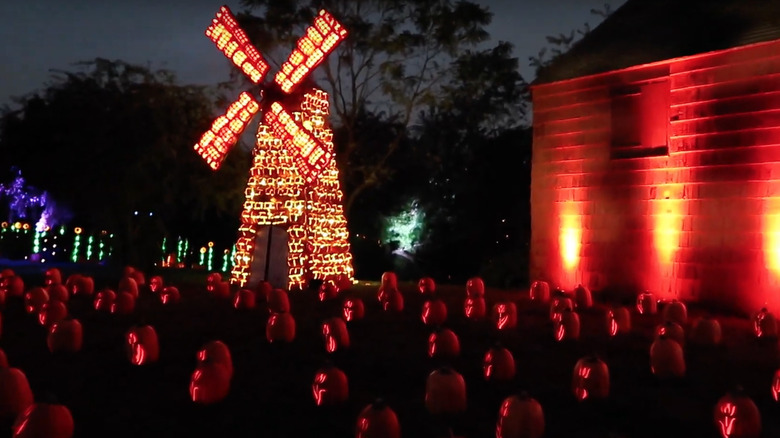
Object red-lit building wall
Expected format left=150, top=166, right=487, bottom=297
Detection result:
left=530, top=38, right=780, bottom=315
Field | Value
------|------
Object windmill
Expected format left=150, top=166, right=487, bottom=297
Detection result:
left=194, top=6, right=354, bottom=290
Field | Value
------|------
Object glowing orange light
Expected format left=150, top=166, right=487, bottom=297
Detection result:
left=575, top=366, right=591, bottom=401
left=558, top=201, right=581, bottom=284
left=555, top=323, right=566, bottom=341
left=484, top=351, right=493, bottom=378
left=718, top=402, right=737, bottom=438
left=497, top=304, right=509, bottom=330
left=265, top=101, right=332, bottom=183
left=427, top=333, right=437, bottom=357
left=127, top=333, right=146, bottom=365
left=194, top=92, right=260, bottom=170
left=772, top=370, right=780, bottom=402
left=608, top=311, right=618, bottom=337
left=764, top=198, right=780, bottom=276
left=206, top=6, right=270, bottom=84
left=312, top=372, right=328, bottom=406
left=654, top=188, right=683, bottom=267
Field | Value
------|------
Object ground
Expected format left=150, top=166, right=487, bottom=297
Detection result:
left=1, top=268, right=779, bottom=437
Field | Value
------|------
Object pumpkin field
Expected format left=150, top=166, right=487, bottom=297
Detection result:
left=0, top=267, right=779, bottom=437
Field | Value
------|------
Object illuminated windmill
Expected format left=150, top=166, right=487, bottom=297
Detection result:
left=194, top=6, right=355, bottom=290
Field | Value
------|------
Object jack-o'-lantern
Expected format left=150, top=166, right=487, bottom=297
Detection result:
left=355, top=399, right=401, bottom=438
left=382, top=289, right=404, bottom=312
left=266, top=312, right=296, bottom=343
left=197, top=340, right=233, bottom=379
left=549, top=295, right=574, bottom=320
left=425, top=367, right=467, bottom=415
left=189, top=362, right=230, bottom=405
left=122, top=266, right=136, bottom=277
left=606, top=307, right=631, bottom=337
left=418, top=277, right=436, bottom=295
left=233, top=289, right=255, bottom=309
left=149, top=276, right=164, bottom=293
left=7, top=276, right=24, bottom=297
left=662, top=299, right=688, bottom=325
left=206, top=272, right=222, bottom=292
left=691, top=317, right=722, bottom=346
left=428, top=328, right=460, bottom=358
left=381, top=272, right=398, bottom=289
left=343, top=298, right=365, bottom=322
left=24, top=288, right=49, bottom=314
left=322, top=317, right=350, bottom=353
left=130, top=270, right=145, bottom=287
left=422, top=299, right=448, bottom=326
left=714, top=388, right=761, bottom=438
left=0, top=367, right=34, bottom=421
left=318, top=281, right=339, bottom=301
left=64, top=274, right=81, bottom=293
left=212, top=281, right=230, bottom=299
left=312, top=364, right=349, bottom=406
left=255, top=281, right=272, bottom=302
left=0, top=269, right=14, bottom=283
left=496, top=392, right=545, bottom=438
left=464, top=297, right=486, bottom=320
left=492, top=302, right=518, bottom=330
left=268, top=289, right=290, bottom=313
left=650, top=335, right=685, bottom=379
left=771, top=369, right=780, bottom=402
left=12, top=401, right=74, bottom=438
left=655, top=321, right=685, bottom=346
left=47, top=319, right=83, bottom=353
left=483, top=344, right=515, bottom=381
left=0, top=349, right=6, bottom=367
left=44, top=268, right=61, bottom=286
left=47, top=284, right=68, bottom=303
left=529, top=281, right=550, bottom=303
left=72, top=276, right=94, bottom=296
left=377, top=285, right=396, bottom=304
left=38, top=301, right=67, bottom=327
left=118, top=276, right=138, bottom=299
left=111, top=291, right=135, bottom=314
left=572, top=355, right=609, bottom=401
left=126, top=325, right=159, bottom=365
left=554, top=309, right=580, bottom=341
left=466, top=277, right=485, bottom=298
left=160, top=286, right=180, bottom=304
left=753, top=308, right=777, bottom=339
left=636, top=291, right=658, bottom=315
left=573, top=284, right=592, bottom=309
left=93, top=289, right=116, bottom=312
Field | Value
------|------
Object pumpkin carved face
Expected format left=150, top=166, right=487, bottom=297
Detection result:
left=483, top=346, right=515, bottom=381
left=636, top=292, right=658, bottom=315
left=149, top=276, right=164, bottom=293
left=93, top=289, right=116, bottom=312
left=126, top=326, right=159, bottom=366
left=311, top=366, right=348, bottom=406
left=160, top=287, right=180, bottom=304
left=318, top=282, right=339, bottom=301
left=572, top=356, right=609, bottom=401
left=190, top=362, right=230, bottom=404
left=24, top=288, right=49, bottom=314
left=493, top=303, right=517, bottom=330
left=418, top=277, right=436, bottom=294
left=464, top=297, right=486, bottom=320
left=713, top=391, right=761, bottom=438
left=321, top=318, right=350, bottom=353
left=266, top=312, right=296, bottom=343
left=753, top=308, right=777, bottom=338
left=466, top=277, right=485, bottom=298
left=343, top=298, right=365, bottom=322
left=427, top=329, right=460, bottom=358
left=421, top=299, right=447, bottom=326
left=772, top=369, right=780, bottom=402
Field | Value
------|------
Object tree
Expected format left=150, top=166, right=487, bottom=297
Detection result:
left=0, top=58, right=251, bottom=266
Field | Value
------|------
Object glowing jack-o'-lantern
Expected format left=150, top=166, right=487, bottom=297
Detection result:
left=149, top=276, right=164, bottom=293
left=655, top=321, right=685, bottom=346
left=38, top=301, right=68, bottom=327
left=189, top=362, right=230, bottom=405
left=691, top=317, right=722, bottom=346
left=318, top=281, right=339, bottom=301
left=118, top=276, right=138, bottom=299
left=12, top=401, right=74, bottom=438
left=428, top=328, right=460, bottom=358
left=355, top=399, right=401, bottom=438
left=650, top=335, right=685, bottom=379
left=752, top=308, right=777, bottom=338
left=573, top=284, right=592, bottom=309
left=268, top=289, right=290, bottom=313
left=529, top=281, right=550, bottom=303
left=44, top=268, right=61, bottom=286
left=554, top=309, right=580, bottom=341
left=72, top=275, right=94, bottom=296
left=714, top=388, right=761, bottom=438
left=24, top=288, right=49, bottom=314
left=0, top=367, right=34, bottom=421
left=772, top=369, right=780, bottom=402
left=464, top=297, right=486, bottom=320
left=6, top=276, right=24, bottom=297
left=492, top=302, right=517, bottom=330
left=572, top=355, right=609, bottom=401
left=93, top=289, right=116, bottom=312
left=312, top=364, right=349, bottom=406
left=381, top=272, right=398, bottom=289
left=496, top=392, right=545, bottom=438
left=322, top=317, right=350, bottom=353
left=47, top=284, right=69, bottom=303
left=483, top=344, right=515, bottom=381
left=662, top=299, right=688, bottom=325
left=111, top=291, right=135, bottom=314
left=212, top=281, right=230, bottom=299
left=549, top=295, right=574, bottom=320
left=382, top=289, right=404, bottom=312
left=160, top=286, right=180, bottom=304
left=636, top=291, right=658, bottom=315
left=343, top=298, right=365, bottom=322
left=125, top=325, right=159, bottom=365
left=421, top=299, right=447, bottom=326
left=233, top=289, right=256, bottom=309
left=197, top=340, right=233, bottom=379
left=130, top=270, right=145, bottom=287
left=466, top=277, right=485, bottom=298
left=47, top=319, right=83, bottom=353
left=206, top=272, right=222, bottom=292
left=255, top=281, right=273, bottom=302
left=64, top=274, right=81, bottom=293
left=425, top=367, right=467, bottom=415
left=418, top=277, right=436, bottom=295
left=606, top=307, right=631, bottom=337
left=266, top=312, right=296, bottom=343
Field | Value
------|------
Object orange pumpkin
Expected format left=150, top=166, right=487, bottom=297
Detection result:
left=24, top=288, right=49, bottom=314
left=126, top=325, right=159, bottom=365
left=382, top=289, right=404, bottom=312
left=130, top=270, right=145, bottom=287
left=12, top=402, right=74, bottom=438
left=38, top=301, right=68, bottom=327
left=149, top=276, right=164, bottom=293
left=606, top=307, right=631, bottom=337
left=322, top=317, right=350, bottom=353
left=197, top=340, right=233, bottom=379
left=255, top=281, right=273, bottom=302
left=496, top=392, right=545, bottom=438
left=655, top=321, right=685, bottom=346
left=650, top=335, right=685, bottom=379
left=343, top=298, right=365, bottom=322
left=714, top=388, right=761, bottom=438
left=771, top=369, right=780, bottom=402
left=122, top=266, right=136, bottom=277
left=572, top=355, right=609, bottom=401
left=212, top=281, right=230, bottom=299
left=483, top=344, right=515, bottom=381
left=318, top=281, right=339, bottom=301
left=73, top=276, right=94, bottom=296
left=206, top=272, right=222, bottom=292
left=662, top=299, right=688, bottom=325
left=64, top=274, right=82, bottom=294
left=428, top=328, right=460, bottom=358
left=93, top=289, right=116, bottom=312
left=7, top=275, right=24, bottom=297
left=312, top=364, right=349, bottom=406
left=266, top=312, right=296, bottom=343
left=753, top=308, right=777, bottom=339
left=355, top=399, right=401, bottom=438
left=189, top=362, right=231, bottom=404
left=47, top=319, right=83, bottom=353
left=111, top=291, right=135, bottom=314
left=233, top=289, right=256, bottom=309
left=421, top=299, right=448, bottom=326
left=425, top=367, right=467, bottom=415
left=160, top=287, right=180, bottom=304
left=529, top=281, right=550, bottom=303
left=268, top=289, right=290, bottom=313
left=44, top=268, right=61, bottom=286
left=47, top=284, right=68, bottom=302
left=573, top=284, right=592, bottom=309
left=380, top=272, right=398, bottom=289
left=554, top=309, right=580, bottom=341
left=691, top=317, right=722, bottom=346
left=418, top=277, right=436, bottom=295
left=466, top=277, right=485, bottom=298
left=464, top=297, right=486, bottom=320
left=0, top=367, right=33, bottom=421
left=492, top=302, right=517, bottom=330
left=118, top=276, right=138, bottom=299
left=549, top=295, right=574, bottom=320
left=636, top=291, right=658, bottom=315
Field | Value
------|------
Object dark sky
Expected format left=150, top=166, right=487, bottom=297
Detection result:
left=0, top=0, right=625, bottom=106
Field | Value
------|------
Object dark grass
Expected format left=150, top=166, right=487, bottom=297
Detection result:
left=1, top=271, right=780, bottom=437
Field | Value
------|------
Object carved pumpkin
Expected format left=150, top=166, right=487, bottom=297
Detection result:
left=572, top=355, right=609, bottom=401
left=492, top=302, right=518, bottom=330
left=772, top=369, right=780, bottom=402
left=149, top=276, right=164, bottom=293
left=130, top=270, right=145, bottom=287
left=44, top=268, right=61, bottom=286
left=428, top=328, right=460, bottom=358
left=382, top=289, right=404, bottom=312
left=122, top=266, right=136, bottom=277
left=691, top=317, right=722, bottom=346
left=636, top=291, right=658, bottom=315
left=343, top=298, right=365, bottom=322
left=322, top=317, right=350, bottom=353
left=255, top=281, right=273, bottom=302
left=662, top=299, right=688, bottom=325
left=380, top=272, right=398, bottom=289
left=266, top=312, right=296, bottom=343
left=655, top=321, right=685, bottom=346
left=466, top=277, right=485, bottom=298
left=496, top=392, right=545, bottom=438
left=233, top=289, right=256, bottom=309
left=312, top=364, right=349, bottom=406
left=206, top=272, right=222, bottom=292
left=549, top=295, right=574, bottom=320
left=554, top=309, right=580, bottom=341
left=111, top=291, right=135, bottom=314
left=0, top=269, right=14, bottom=282
left=0, top=367, right=33, bottom=421
left=606, top=307, right=631, bottom=337
left=425, top=367, right=467, bottom=415
left=126, top=325, right=159, bottom=365
left=753, top=308, right=777, bottom=338
left=464, top=297, right=486, bottom=320
left=24, top=288, right=49, bottom=314
left=421, top=299, right=448, bottom=326
left=12, top=402, right=74, bottom=438
left=118, top=276, right=138, bottom=299
left=38, top=301, right=68, bottom=327
left=650, top=335, right=685, bottom=379
left=714, top=388, right=761, bottom=438
left=93, top=289, right=116, bottom=312
left=418, top=277, right=436, bottom=295
left=47, top=284, right=68, bottom=303
left=483, top=344, right=515, bottom=381
left=197, top=340, right=233, bottom=379
left=377, top=286, right=396, bottom=304
left=160, top=286, right=180, bottom=304
left=529, top=281, right=550, bottom=303
left=189, top=362, right=231, bottom=404
left=355, top=399, right=401, bottom=438
left=573, top=284, right=592, bottom=309
left=72, top=276, right=94, bottom=296
left=318, top=281, right=339, bottom=301
left=268, top=289, right=290, bottom=313
left=7, top=275, right=24, bottom=297
left=64, top=274, right=81, bottom=292
left=212, top=281, right=230, bottom=299
left=47, top=319, right=83, bottom=353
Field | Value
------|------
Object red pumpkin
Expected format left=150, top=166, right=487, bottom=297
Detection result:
left=318, top=281, right=339, bottom=301
left=549, top=295, right=574, bottom=320
left=0, top=367, right=33, bottom=421
left=12, top=402, right=74, bottom=438
left=771, top=369, right=780, bottom=402
left=126, top=325, right=159, bottom=365
left=7, top=276, right=24, bottom=297
left=655, top=321, right=685, bottom=346
left=376, top=286, right=395, bottom=304
left=572, top=355, right=609, bottom=401
left=753, top=308, right=777, bottom=338
left=355, top=399, right=401, bottom=438
left=312, top=364, right=349, bottom=406
left=691, top=317, right=722, bottom=346
left=529, top=281, right=550, bottom=302
left=111, top=291, right=135, bottom=314
left=149, top=276, right=164, bottom=293
left=714, top=388, right=761, bottom=438
left=93, top=289, right=116, bottom=312
left=650, top=335, right=685, bottom=379
left=466, top=277, right=485, bottom=298
left=382, top=289, right=404, bottom=312
left=380, top=272, right=398, bottom=289
left=255, top=281, right=273, bottom=302
left=266, top=312, right=296, bottom=343
left=606, top=307, right=631, bottom=337
left=343, top=298, right=365, bottom=322
left=421, top=299, right=447, bottom=326
left=122, top=266, right=136, bottom=277
left=428, top=328, right=460, bottom=358
left=418, top=277, right=436, bottom=295
left=73, top=276, right=94, bottom=296
left=118, top=276, right=138, bottom=299
left=554, top=309, right=580, bottom=341
left=496, top=392, right=545, bottom=438
left=189, top=362, right=231, bottom=404
left=636, top=291, right=658, bottom=315
left=0, top=269, right=15, bottom=282
left=492, top=302, right=518, bottom=330
left=233, top=289, right=256, bottom=309
left=268, top=289, right=290, bottom=313
left=197, top=340, right=233, bottom=379
left=573, top=284, right=592, bottom=309
left=38, top=301, right=68, bottom=327
left=206, top=272, right=222, bottom=292
left=64, top=274, right=82, bottom=294
left=160, top=287, right=180, bottom=305
left=44, top=268, right=61, bottom=286
left=212, top=281, right=230, bottom=299
left=425, top=367, right=467, bottom=415
left=24, top=288, right=49, bottom=314
left=47, top=284, right=68, bottom=303
left=483, top=345, right=515, bottom=381
left=662, top=299, right=688, bottom=325
left=130, top=270, right=145, bottom=287
left=322, top=317, right=350, bottom=353
left=464, top=297, right=486, bottom=320
left=47, top=319, right=83, bottom=353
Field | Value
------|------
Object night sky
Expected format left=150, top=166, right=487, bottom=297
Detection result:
left=0, top=0, right=626, bottom=107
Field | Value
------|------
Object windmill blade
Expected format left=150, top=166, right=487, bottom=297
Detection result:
left=206, top=6, right=270, bottom=84
left=274, top=9, right=348, bottom=94
left=264, top=102, right=332, bottom=182
left=194, top=92, right=260, bottom=170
